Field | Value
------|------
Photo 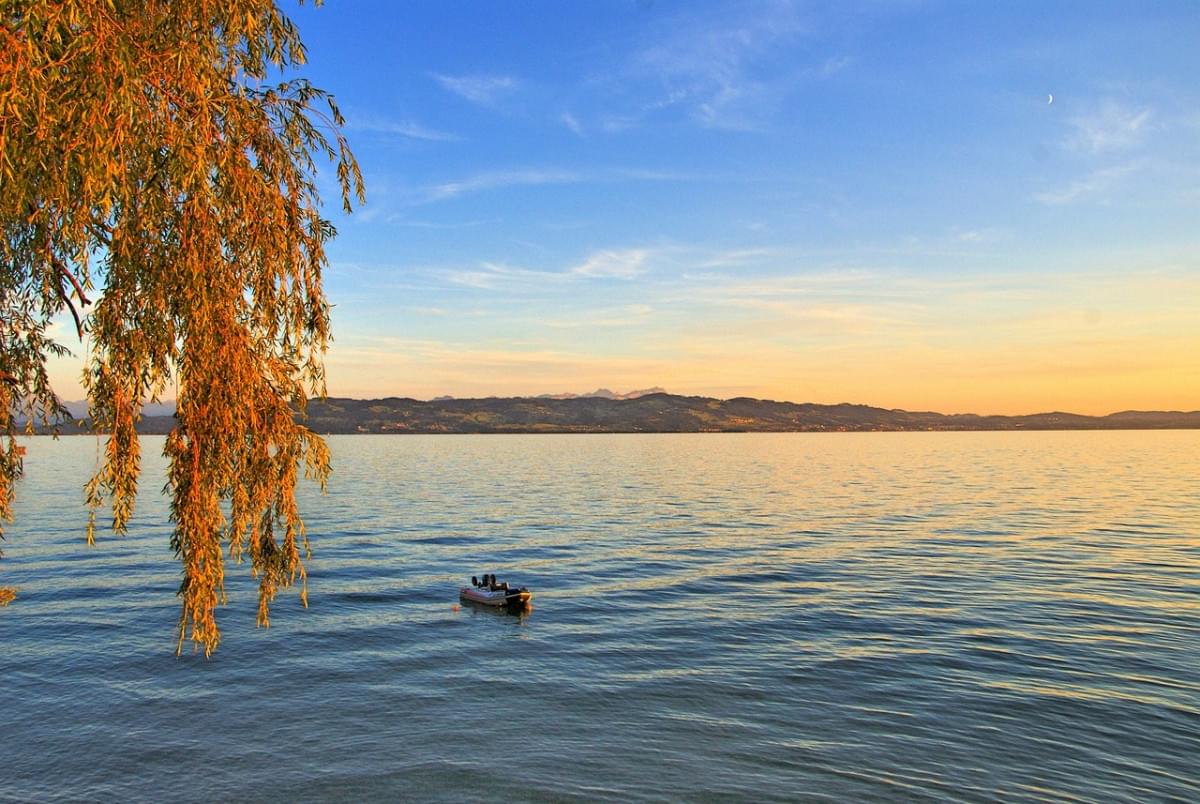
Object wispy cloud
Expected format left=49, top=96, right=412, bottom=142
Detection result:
left=349, top=116, right=463, bottom=142
left=691, top=272, right=903, bottom=318
left=1066, top=100, right=1152, bottom=154
left=431, top=73, right=519, bottom=107
left=813, top=56, right=851, bottom=79
left=354, top=205, right=383, bottom=223
left=695, top=248, right=775, bottom=269
left=543, top=304, right=655, bottom=329
left=416, top=165, right=713, bottom=204
left=608, top=167, right=709, bottom=182
left=1033, top=160, right=1145, bottom=205
left=442, top=247, right=659, bottom=289
left=425, top=169, right=581, bottom=201
left=445, top=261, right=552, bottom=290
left=720, top=298, right=924, bottom=334
left=949, top=227, right=1002, bottom=243
left=600, top=114, right=639, bottom=133
left=622, top=0, right=812, bottom=130
left=897, top=227, right=1009, bottom=250
left=569, top=249, right=652, bottom=278
left=560, top=112, right=584, bottom=135
left=385, top=217, right=492, bottom=229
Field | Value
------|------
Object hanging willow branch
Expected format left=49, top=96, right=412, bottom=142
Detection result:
left=0, top=0, right=363, bottom=655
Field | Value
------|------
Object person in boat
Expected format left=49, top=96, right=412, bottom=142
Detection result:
left=470, top=573, right=512, bottom=592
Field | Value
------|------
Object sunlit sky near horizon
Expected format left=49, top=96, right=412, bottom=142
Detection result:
left=51, top=1, right=1200, bottom=415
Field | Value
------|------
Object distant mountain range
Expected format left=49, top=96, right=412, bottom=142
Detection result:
left=59, top=400, right=176, bottom=419
left=48, top=392, right=1199, bottom=434
left=535, top=387, right=668, bottom=401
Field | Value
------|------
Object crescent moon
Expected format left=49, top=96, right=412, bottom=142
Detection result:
left=1047, top=93, right=1054, bottom=105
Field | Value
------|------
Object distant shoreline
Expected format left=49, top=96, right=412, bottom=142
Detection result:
left=29, top=392, right=1200, bottom=435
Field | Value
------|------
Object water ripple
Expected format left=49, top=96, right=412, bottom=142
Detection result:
left=0, top=431, right=1197, bottom=802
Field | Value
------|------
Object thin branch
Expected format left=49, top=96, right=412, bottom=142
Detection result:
left=50, top=254, right=91, bottom=339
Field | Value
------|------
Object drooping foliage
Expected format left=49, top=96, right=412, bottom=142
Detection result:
left=0, top=0, right=363, bottom=654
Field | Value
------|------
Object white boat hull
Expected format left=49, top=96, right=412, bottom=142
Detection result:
left=459, top=586, right=532, bottom=607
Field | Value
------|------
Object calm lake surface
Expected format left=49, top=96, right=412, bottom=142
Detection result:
left=2, top=432, right=1197, bottom=802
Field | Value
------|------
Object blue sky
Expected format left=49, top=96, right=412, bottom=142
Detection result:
left=50, top=1, right=1200, bottom=413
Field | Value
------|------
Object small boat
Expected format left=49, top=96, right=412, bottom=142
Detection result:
left=459, top=573, right=532, bottom=607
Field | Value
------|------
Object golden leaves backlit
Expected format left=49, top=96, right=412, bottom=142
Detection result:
left=1, top=1, right=362, bottom=654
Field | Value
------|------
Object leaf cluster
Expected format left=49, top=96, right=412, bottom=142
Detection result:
left=0, top=0, right=363, bottom=654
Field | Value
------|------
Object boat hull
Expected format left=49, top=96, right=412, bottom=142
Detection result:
left=459, top=586, right=532, bottom=607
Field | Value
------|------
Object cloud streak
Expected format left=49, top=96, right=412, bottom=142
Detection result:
left=432, top=73, right=519, bottom=107
left=569, top=249, right=650, bottom=278
left=445, top=261, right=552, bottom=290
left=425, top=169, right=582, bottom=201
left=619, top=0, right=815, bottom=130
left=441, top=247, right=664, bottom=290
left=414, top=165, right=726, bottom=204
left=1033, top=161, right=1145, bottom=205
left=350, top=117, right=463, bottom=142
left=560, top=112, right=584, bottom=135
left=1066, top=100, right=1152, bottom=154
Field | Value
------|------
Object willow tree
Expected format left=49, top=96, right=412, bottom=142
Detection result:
left=0, top=0, right=363, bottom=654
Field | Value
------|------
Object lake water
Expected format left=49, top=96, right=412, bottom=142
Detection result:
left=1, top=432, right=1197, bottom=802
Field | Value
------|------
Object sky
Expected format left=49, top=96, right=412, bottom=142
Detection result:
left=52, top=0, right=1200, bottom=414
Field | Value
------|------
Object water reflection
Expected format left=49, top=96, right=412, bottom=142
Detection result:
left=458, top=598, right=534, bottom=621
